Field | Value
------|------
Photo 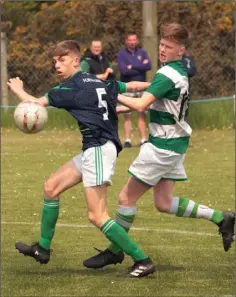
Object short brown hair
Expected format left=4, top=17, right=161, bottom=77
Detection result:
left=91, top=38, right=102, bottom=43
left=51, top=40, right=81, bottom=57
left=160, top=23, right=189, bottom=46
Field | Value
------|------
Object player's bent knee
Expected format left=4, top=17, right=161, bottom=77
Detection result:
left=87, top=212, right=100, bottom=227
left=118, top=198, right=131, bottom=207
left=154, top=201, right=170, bottom=213
left=88, top=211, right=109, bottom=228
left=43, top=180, right=58, bottom=199
left=118, top=193, right=130, bottom=207
left=118, top=189, right=138, bottom=207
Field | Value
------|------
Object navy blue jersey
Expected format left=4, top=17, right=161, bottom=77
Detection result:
left=46, top=71, right=122, bottom=154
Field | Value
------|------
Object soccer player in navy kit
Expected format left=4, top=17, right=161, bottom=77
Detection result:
left=7, top=40, right=156, bottom=278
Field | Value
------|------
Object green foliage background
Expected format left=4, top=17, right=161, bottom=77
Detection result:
left=1, top=1, right=235, bottom=99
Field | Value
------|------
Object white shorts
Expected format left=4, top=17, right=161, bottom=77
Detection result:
left=72, top=141, right=117, bottom=187
left=129, top=142, right=187, bottom=187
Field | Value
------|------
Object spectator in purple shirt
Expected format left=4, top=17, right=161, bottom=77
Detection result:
left=117, top=33, right=152, bottom=148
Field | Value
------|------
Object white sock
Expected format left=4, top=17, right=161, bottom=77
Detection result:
left=125, top=139, right=131, bottom=143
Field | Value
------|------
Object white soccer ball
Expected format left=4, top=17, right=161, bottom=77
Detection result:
left=14, top=100, right=48, bottom=134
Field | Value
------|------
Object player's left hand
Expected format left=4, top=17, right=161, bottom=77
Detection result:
left=7, top=77, right=24, bottom=94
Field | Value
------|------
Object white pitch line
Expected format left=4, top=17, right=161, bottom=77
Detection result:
left=1, top=221, right=219, bottom=237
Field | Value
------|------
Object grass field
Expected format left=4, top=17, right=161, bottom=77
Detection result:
left=1, top=128, right=235, bottom=297
left=1, top=98, right=235, bottom=130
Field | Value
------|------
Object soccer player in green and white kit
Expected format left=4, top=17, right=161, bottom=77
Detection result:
left=84, top=23, right=235, bottom=272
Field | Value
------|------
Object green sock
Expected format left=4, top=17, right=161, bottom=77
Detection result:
left=108, top=206, right=136, bottom=254
left=170, top=197, right=224, bottom=224
left=39, top=198, right=59, bottom=250
left=101, top=219, right=147, bottom=261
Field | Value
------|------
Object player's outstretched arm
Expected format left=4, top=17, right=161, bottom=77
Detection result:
left=126, top=81, right=151, bottom=93
left=7, top=77, right=48, bottom=106
left=116, top=105, right=132, bottom=114
left=118, top=92, right=155, bottom=113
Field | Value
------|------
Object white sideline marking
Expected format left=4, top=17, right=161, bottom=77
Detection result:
left=1, top=221, right=219, bottom=237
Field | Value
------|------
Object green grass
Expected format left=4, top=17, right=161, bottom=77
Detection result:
left=1, top=98, right=234, bottom=130
left=1, top=128, right=235, bottom=297
left=187, top=99, right=234, bottom=129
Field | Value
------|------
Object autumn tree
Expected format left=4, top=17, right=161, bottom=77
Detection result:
left=4, top=1, right=235, bottom=98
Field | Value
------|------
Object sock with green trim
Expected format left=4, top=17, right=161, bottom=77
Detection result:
left=101, top=218, right=147, bottom=261
left=170, top=197, right=224, bottom=224
left=108, top=205, right=136, bottom=254
left=39, top=198, right=59, bottom=250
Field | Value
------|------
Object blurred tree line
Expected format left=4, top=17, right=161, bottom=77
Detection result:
left=1, top=1, right=235, bottom=98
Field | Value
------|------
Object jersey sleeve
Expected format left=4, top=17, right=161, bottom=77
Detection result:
left=117, top=81, right=127, bottom=93
left=146, top=72, right=174, bottom=100
left=45, top=86, right=77, bottom=109
left=104, top=81, right=120, bottom=109
left=80, top=60, right=89, bottom=72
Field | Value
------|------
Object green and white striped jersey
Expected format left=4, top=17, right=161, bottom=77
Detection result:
left=146, top=60, right=192, bottom=154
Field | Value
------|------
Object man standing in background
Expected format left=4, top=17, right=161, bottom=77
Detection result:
left=80, top=39, right=115, bottom=81
left=117, top=33, right=151, bottom=147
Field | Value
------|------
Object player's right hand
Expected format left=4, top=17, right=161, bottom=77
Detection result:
left=106, top=67, right=113, bottom=74
left=7, top=77, right=24, bottom=94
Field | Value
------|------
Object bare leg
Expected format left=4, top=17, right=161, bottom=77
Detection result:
left=15, top=160, right=83, bottom=262
left=137, top=112, right=147, bottom=144
left=119, top=176, right=151, bottom=207
left=44, top=160, right=82, bottom=199
left=84, top=183, right=152, bottom=265
left=123, top=113, right=132, bottom=145
left=106, top=176, right=151, bottom=254
left=153, top=179, right=175, bottom=212
left=84, top=185, right=110, bottom=228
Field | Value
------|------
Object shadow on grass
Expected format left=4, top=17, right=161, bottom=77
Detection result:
left=157, top=264, right=185, bottom=272
left=13, top=264, right=184, bottom=277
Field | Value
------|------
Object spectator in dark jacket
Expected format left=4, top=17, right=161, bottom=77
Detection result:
left=80, top=39, right=115, bottom=80
left=117, top=33, right=152, bottom=148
